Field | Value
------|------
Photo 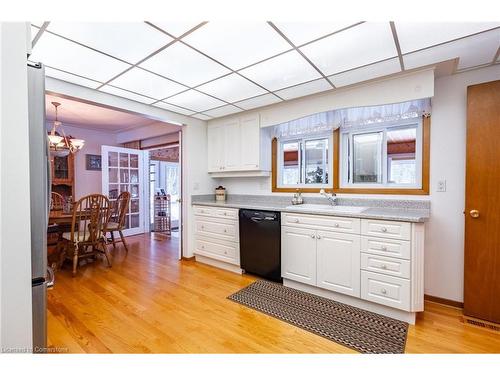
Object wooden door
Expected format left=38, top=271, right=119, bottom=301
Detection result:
left=281, top=226, right=317, bottom=286
left=240, top=114, right=260, bottom=170
left=464, top=80, right=500, bottom=323
left=317, top=231, right=361, bottom=297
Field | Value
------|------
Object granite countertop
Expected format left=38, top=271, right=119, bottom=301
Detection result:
left=191, top=195, right=430, bottom=223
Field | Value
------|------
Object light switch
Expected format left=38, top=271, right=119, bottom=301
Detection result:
left=437, top=180, right=446, bottom=192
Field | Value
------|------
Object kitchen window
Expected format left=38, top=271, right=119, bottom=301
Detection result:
left=340, top=120, right=422, bottom=189
left=276, top=134, right=332, bottom=189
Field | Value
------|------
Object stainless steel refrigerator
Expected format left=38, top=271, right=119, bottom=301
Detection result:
left=27, top=61, right=53, bottom=351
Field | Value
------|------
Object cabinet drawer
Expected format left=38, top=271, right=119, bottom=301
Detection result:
left=214, top=208, right=238, bottom=220
left=361, top=271, right=410, bottom=311
left=195, top=238, right=238, bottom=265
left=361, top=236, right=411, bottom=260
left=195, top=218, right=238, bottom=242
left=282, top=212, right=360, bottom=234
left=361, top=253, right=410, bottom=279
left=194, top=206, right=215, bottom=217
left=361, top=219, right=411, bottom=240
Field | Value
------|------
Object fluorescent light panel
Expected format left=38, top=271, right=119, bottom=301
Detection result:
left=202, top=105, right=243, bottom=118
left=329, top=58, right=401, bottom=88
left=139, top=42, right=230, bottom=86
left=149, top=22, right=203, bottom=37
left=45, top=66, right=102, bottom=89
left=98, top=85, right=156, bottom=104
left=110, top=67, right=186, bottom=99
left=274, top=21, right=360, bottom=46
left=395, top=22, right=500, bottom=54
left=197, top=73, right=266, bottom=103
left=300, top=22, right=397, bottom=76
left=47, top=22, right=173, bottom=64
left=152, top=101, right=195, bottom=116
left=30, top=31, right=130, bottom=82
left=166, top=90, right=225, bottom=112
left=240, top=50, right=322, bottom=91
left=275, top=78, right=332, bottom=100
left=234, top=94, right=282, bottom=110
left=183, top=22, right=291, bottom=70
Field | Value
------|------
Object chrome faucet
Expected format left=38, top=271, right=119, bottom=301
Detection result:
left=320, top=189, right=337, bottom=206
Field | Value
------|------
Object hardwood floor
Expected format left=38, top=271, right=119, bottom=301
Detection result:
left=47, top=233, right=500, bottom=353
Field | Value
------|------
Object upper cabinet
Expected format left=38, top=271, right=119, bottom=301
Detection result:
left=207, top=114, right=271, bottom=177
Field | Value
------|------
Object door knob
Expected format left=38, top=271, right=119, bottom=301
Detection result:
left=469, top=209, right=480, bottom=218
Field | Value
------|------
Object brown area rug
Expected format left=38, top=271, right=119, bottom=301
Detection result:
left=228, top=280, right=408, bottom=354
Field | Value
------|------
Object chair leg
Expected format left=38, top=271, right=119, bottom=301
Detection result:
left=119, top=230, right=128, bottom=252
left=110, top=231, right=117, bottom=249
left=101, top=242, right=112, bottom=267
left=72, top=244, right=79, bottom=277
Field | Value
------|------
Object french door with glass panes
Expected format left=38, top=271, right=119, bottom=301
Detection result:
left=101, top=145, right=146, bottom=236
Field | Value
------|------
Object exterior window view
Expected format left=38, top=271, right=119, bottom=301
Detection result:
left=0, top=1, right=499, bottom=372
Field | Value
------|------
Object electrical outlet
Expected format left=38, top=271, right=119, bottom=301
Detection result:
left=437, top=180, right=446, bottom=192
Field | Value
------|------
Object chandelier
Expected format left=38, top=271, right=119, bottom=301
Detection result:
left=47, top=101, right=85, bottom=156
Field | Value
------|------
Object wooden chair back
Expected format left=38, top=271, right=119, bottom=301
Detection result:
left=50, top=192, right=65, bottom=211
left=107, top=191, right=130, bottom=230
left=70, top=194, right=110, bottom=244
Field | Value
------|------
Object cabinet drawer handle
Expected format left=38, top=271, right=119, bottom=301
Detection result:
left=334, top=223, right=339, bottom=228
left=201, top=225, right=205, bottom=230
left=381, top=227, right=388, bottom=232
left=223, top=229, right=227, bottom=233
left=201, top=245, right=205, bottom=249
left=316, top=235, right=321, bottom=239
left=293, top=219, right=299, bottom=223
left=381, top=264, right=387, bottom=270
left=381, top=246, right=387, bottom=251
left=223, top=212, right=227, bottom=216
left=310, top=234, right=315, bottom=239
left=224, top=251, right=227, bottom=255
left=381, top=288, right=387, bottom=294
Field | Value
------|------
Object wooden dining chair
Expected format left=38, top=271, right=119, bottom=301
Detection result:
left=104, top=191, right=130, bottom=252
left=50, top=192, right=65, bottom=211
left=62, top=194, right=111, bottom=276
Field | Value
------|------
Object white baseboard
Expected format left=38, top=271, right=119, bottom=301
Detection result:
left=195, top=255, right=243, bottom=274
left=284, top=279, right=416, bottom=325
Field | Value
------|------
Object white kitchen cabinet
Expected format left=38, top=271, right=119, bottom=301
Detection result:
left=281, top=226, right=317, bottom=286
left=207, top=114, right=270, bottom=176
left=316, top=231, right=360, bottom=297
left=207, top=125, right=225, bottom=173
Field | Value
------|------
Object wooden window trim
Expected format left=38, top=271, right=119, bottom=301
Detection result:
left=272, top=116, right=430, bottom=195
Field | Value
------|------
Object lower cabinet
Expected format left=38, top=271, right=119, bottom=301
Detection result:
left=281, top=226, right=317, bottom=286
left=317, top=231, right=360, bottom=297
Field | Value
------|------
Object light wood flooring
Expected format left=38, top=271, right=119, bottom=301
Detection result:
left=47, top=233, right=500, bottom=353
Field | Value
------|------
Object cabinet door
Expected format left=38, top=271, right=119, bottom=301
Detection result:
left=239, top=115, right=260, bottom=170
left=281, top=226, right=317, bottom=285
left=316, top=231, right=361, bottom=297
left=223, top=119, right=241, bottom=170
left=207, top=125, right=224, bottom=172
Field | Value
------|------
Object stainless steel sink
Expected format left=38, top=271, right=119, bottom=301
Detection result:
left=285, top=204, right=368, bottom=214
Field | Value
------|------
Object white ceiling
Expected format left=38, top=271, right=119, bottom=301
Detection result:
left=31, top=22, right=500, bottom=121
left=45, top=94, right=161, bottom=132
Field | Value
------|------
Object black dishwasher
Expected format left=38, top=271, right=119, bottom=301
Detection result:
left=239, top=209, right=281, bottom=282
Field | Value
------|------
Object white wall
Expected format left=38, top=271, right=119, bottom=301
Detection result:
left=0, top=22, right=33, bottom=351
left=54, top=125, right=118, bottom=199
left=212, top=64, right=500, bottom=303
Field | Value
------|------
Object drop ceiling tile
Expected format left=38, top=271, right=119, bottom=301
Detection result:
left=329, top=58, right=401, bottom=88
left=274, top=78, right=332, bottom=100
left=273, top=21, right=360, bottom=46
left=110, top=67, right=186, bottom=99
left=239, top=50, right=322, bottom=91
left=233, top=94, right=282, bottom=110
left=152, top=101, right=195, bottom=116
left=149, top=22, right=203, bottom=37
left=197, top=73, right=266, bottom=103
left=166, top=90, right=225, bottom=113
left=47, top=22, right=173, bottom=64
left=300, top=22, right=397, bottom=76
left=182, top=22, right=291, bottom=69
left=403, top=30, right=500, bottom=70
left=30, top=31, right=130, bottom=82
left=139, top=42, right=230, bottom=86
left=192, top=113, right=213, bottom=121
left=31, top=25, right=41, bottom=43
left=395, top=22, right=500, bottom=54
left=203, top=105, right=243, bottom=118
left=98, top=85, right=156, bottom=104
left=45, top=66, right=102, bottom=89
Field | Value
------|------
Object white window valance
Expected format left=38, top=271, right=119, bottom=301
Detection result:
left=271, top=98, right=431, bottom=139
